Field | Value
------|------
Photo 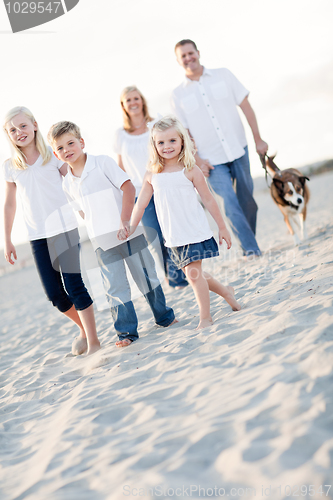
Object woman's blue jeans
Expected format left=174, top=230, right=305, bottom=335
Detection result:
left=96, top=235, right=175, bottom=342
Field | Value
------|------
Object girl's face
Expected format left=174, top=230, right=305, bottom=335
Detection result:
left=154, top=127, right=183, bottom=163
left=122, top=90, right=144, bottom=117
left=5, top=112, right=37, bottom=148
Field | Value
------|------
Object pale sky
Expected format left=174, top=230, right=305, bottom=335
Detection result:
left=0, top=0, right=332, bottom=247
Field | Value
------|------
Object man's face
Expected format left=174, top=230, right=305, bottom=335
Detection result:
left=175, top=43, right=201, bottom=73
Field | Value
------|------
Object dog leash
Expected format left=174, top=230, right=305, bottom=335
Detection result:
left=259, top=153, right=271, bottom=188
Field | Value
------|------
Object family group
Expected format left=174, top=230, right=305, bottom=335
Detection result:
left=3, top=40, right=268, bottom=354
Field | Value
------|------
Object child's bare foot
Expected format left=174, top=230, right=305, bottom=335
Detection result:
left=116, top=338, right=133, bottom=348
left=72, top=336, right=88, bottom=355
left=86, top=343, right=101, bottom=356
left=196, top=318, right=214, bottom=330
left=223, top=286, right=241, bottom=311
left=168, top=318, right=179, bottom=326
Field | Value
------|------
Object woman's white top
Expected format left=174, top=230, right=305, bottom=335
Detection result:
left=2, top=148, right=77, bottom=241
left=151, top=169, right=213, bottom=248
left=113, top=128, right=150, bottom=196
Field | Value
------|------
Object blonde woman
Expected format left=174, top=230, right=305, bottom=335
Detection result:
left=3, top=107, right=100, bottom=355
left=113, top=86, right=187, bottom=289
left=119, top=116, right=241, bottom=330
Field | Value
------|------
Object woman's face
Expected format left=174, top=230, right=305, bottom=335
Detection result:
left=122, top=90, right=144, bottom=117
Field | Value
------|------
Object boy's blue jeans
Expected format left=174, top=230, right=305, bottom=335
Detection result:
left=95, top=235, right=175, bottom=342
left=207, top=147, right=261, bottom=256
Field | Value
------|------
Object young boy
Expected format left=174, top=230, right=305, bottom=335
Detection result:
left=48, top=121, right=177, bottom=347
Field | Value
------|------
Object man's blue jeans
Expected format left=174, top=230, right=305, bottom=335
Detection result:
left=208, top=147, right=261, bottom=256
left=95, top=235, right=175, bottom=342
left=141, top=196, right=188, bottom=287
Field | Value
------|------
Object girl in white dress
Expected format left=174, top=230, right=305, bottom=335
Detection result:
left=3, top=106, right=100, bottom=355
left=121, top=116, right=241, bottom=330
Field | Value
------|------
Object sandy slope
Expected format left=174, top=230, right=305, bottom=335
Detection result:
left=0, top=172, right=332, bottom=500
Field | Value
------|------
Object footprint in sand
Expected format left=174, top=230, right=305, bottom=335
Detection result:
left=5, top=0, right=80, bottom=33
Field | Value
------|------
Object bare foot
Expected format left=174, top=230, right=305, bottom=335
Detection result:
left=223, top=286, right=241, bottom=311
left=196, top=318, right=214, bottom=330
left=116, top=338, right=133, bottom=348
left=168, top=318, right=179, bottom=326
left=72, top=336, right=88, bottom=356
left=86, top=343, right=101, bottom=356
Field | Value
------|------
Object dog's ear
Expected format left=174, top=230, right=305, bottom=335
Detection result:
left=299, top=176, right=310, bottom=186
left=273, top=178, right=284, bottom=191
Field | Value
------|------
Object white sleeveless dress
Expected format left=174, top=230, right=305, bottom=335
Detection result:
left=151, top=169, right=218, bottom=268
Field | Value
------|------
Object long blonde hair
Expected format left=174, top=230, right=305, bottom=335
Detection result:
left=3, top=106, right=51, bottom=170
left=120, top=86, right=153, bottom=133
left=148, top=116, right=196, bottom=174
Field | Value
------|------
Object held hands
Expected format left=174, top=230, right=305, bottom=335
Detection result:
left=117, top=221, right=130, bottom=241
left=219, top=227, right=232, bottom=249
left=117, top=221, right=136, bottom=241
left=4, top=241, right=17, bottom=265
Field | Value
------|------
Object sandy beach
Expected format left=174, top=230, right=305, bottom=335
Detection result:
left=0, top=171, right=333, bottom=500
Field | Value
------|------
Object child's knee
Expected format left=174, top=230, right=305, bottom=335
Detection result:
left=185, top=263, right=201, bottom=282
left=49, top=293, right=73, bottom=312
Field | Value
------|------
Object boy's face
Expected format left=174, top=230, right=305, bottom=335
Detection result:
left=53, top=133, right=85, bottom=165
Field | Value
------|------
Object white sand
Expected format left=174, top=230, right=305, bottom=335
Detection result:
left=1, top=172, right=333, bottom=500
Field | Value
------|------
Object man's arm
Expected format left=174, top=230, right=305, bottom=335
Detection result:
left=239, top=96, right=268, bottom=155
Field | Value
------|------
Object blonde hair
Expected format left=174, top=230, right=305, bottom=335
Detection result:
left=48, top=121, right=81, bottom=147
left=120, top=85, right=153, bottom=133
left=148, top=116, right=196, bottom=173
left=3, top=106, right=51, bottom=170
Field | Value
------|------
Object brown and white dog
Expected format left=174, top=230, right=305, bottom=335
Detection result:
left=263, top=155, right=310, bottom=246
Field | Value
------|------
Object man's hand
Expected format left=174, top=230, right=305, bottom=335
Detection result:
left=196, top=158, right=214, bottom=177
left=4, top=241, right=17, bottom=265
left=219, top=227, right=232, bottom=249
left=255, top=139, right=268, bottom=156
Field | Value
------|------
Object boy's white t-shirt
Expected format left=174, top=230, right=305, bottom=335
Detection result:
left=2, top=148, right=78, bottom=240
left=62, top=154, right=142, bottom=251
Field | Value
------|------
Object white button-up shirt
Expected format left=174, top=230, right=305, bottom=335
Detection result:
left=63, top=154, right=142, bottom=251
left=171, top=67, right=249, bottom=165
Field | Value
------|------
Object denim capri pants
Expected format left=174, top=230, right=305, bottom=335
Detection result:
left=167, top=237, right=219, bottom=270
left=30, top=228, right=93, bottom=312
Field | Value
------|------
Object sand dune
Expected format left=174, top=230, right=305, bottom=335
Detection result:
left=0, top=172, right=333, bottom=500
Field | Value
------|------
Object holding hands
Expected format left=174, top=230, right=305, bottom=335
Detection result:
left=117, top=220, right=131, bottom=241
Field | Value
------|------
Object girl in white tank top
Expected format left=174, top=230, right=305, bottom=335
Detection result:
left=119, top=116, right=241, bottom=330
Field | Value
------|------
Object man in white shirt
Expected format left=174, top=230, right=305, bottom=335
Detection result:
left=171, top=39, right=268, bottom=256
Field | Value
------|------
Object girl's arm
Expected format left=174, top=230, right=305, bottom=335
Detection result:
left=189, top=166, right=232, bottom=249
left=118, top=173, right=153, bottom=240
left=118, top=179, right=136, bottom=239
left=59, top=163, right=68, bottom=176
left=4, top=181, right=18, bottom=264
